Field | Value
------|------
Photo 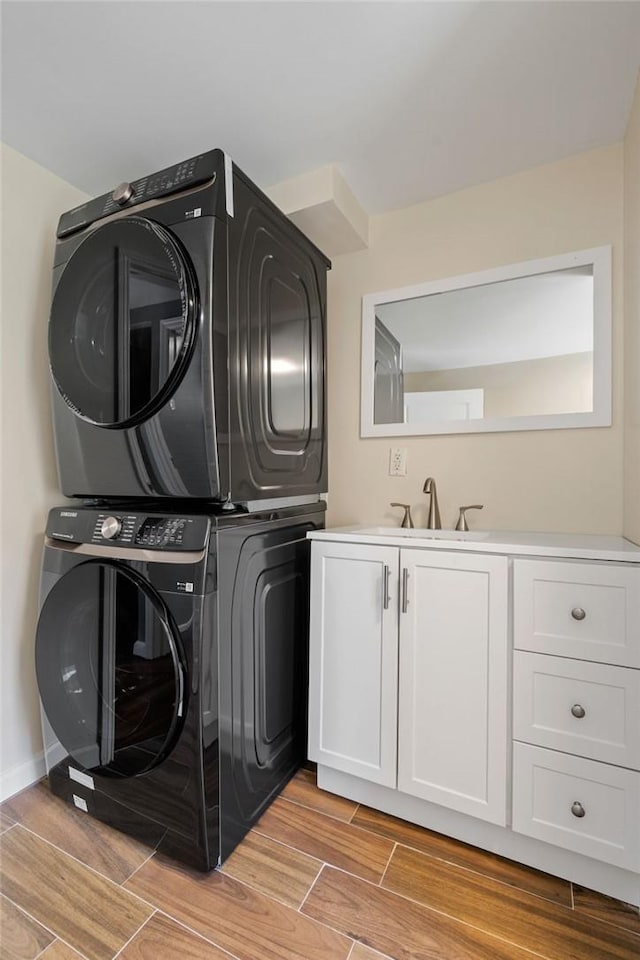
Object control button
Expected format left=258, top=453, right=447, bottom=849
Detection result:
left=101, top=516, right=122, bottom=540
left=112, top=182, right=134, bottom=205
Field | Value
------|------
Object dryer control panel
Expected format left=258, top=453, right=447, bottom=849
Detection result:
left=46, top=507, right=209, bottom=551
left=56, top=149, right=224, bottom=238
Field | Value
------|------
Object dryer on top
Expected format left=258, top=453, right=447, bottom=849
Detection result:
left=48, top=150, right=330, bottom=507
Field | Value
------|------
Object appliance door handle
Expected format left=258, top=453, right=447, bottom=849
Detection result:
left=382, top=564, right=391, bottom=610
left=401, top=567, right=409, bottom=614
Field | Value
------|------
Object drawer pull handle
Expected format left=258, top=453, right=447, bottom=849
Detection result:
left=571, top=703, right=586, bottom=719
left=571, top=801, right=586, bottom=819
left=571, top=607, right=586, bottom=621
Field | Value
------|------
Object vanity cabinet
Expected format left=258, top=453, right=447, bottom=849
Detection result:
left=308, top=542, right=509, bottom=825
left=307, top=529, right=640, bottom=906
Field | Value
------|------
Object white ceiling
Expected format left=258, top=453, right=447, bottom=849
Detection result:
left=2, top=1, right=640, bottom=214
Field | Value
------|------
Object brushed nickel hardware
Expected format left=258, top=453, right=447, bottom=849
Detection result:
left=422, top=477, right=441, bottom=529
left=383, top=564, right=391, bottom=610
left=112, top=182, right=134, bottom=205
left=571, top=801, right=586, bottom=818
left=571, top=703, right=586, bottom=719
left=100, top=516, right=122, bottom=540
left=401, top=567, right=409, bottom=613
left=455, top=504, right=484, bottom=531
left=390, top=502, right=414, bottom=528
left=571, top=607, right=586, bottom=621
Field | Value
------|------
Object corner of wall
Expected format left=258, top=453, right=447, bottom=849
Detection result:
left=1, top=142, right=89, bottom=799
left=623, top=71, right=640, bottom=545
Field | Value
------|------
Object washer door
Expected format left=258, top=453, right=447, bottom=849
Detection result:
left=36, top=561, right=185, bottom=777
left=49, top=217, right=198, bottom=428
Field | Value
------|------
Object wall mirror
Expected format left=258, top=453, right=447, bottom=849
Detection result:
left=361, top=246, right=612, bottom=437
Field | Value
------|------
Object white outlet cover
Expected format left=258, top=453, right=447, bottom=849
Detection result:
left=389, top=447, right=407, bottom=476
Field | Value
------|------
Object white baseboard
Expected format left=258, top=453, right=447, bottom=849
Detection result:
left=1, top=752, right=46, bottom=802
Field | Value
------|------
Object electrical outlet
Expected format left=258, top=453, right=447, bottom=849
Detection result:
left=389, top=447, right=407, bottom=476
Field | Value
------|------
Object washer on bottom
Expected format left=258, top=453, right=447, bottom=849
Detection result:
left=35, top=500, right=324, bottom=869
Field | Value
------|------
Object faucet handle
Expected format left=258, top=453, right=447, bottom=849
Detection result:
left=390, top=503, right=414, bottom=529
left=455, top=504, right=484, bottom=531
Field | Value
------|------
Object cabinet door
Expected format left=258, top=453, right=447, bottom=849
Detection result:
left=308, top=541, right=399, bottom=787
left=397, top=550, right=509, bottom=824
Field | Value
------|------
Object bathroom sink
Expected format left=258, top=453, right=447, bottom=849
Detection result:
left=357, top=526, right=491, bottom=541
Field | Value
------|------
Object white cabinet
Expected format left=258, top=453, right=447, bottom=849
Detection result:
left=308, top=541, right=399, bottom=786
left=308, top=542, right=509, bottom=824
left=308, top=529, right=640, bottom=907
left=397, top=550, right=508, bottom=824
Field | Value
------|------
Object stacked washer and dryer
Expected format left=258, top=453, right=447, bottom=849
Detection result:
left=34, top=150, right=330, bottom=869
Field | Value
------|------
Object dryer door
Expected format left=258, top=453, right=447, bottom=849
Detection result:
left=36, top=560, right=185, bottom=777
left=49, top=217, right=198, bottom=428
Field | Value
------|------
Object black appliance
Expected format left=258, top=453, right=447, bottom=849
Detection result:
left=36, top=501, right=324, bottom=869
left=48, top=150, right=330, bottom=506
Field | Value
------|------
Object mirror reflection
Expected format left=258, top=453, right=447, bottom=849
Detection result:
left=374, top=266, right=594, bottom=425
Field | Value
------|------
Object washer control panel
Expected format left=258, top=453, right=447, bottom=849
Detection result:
left=91, top=513, right=137, bottom=544
left=135, top=517, right=187, bottom=547
left=46, top=507, right=209, bottom=551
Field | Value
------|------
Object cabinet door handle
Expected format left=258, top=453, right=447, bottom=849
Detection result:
left=401, top=567, right=409, bottom=613
left=571, top=801, right=586, bottom=819
left=571, top=703, right=586, bottom=719
left=571, top=607, right=586, bottom=621
left=382, top=564, right=391, bottom=610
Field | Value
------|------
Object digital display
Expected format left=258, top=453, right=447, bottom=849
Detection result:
left=135, top=517, right=186, bottom=546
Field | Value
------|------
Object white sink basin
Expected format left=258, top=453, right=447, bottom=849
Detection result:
left=357, top=526, right=491, bottom=541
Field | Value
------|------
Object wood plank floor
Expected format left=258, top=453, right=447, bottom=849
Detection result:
left=1, top=895, right=54, bottom=960
left=1, top=769, right=638, bottom=960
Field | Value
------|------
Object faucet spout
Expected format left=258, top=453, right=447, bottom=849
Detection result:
left=423, top=477, right=441, bottom=530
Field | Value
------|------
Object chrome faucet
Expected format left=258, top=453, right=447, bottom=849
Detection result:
left=422, top=477, right=441, bottom=529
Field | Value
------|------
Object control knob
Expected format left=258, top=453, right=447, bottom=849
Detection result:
left=112, top=182, right=134, bottom=205
left=101, top=516, right=122, bottom=540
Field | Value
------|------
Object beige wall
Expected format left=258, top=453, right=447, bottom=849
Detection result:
left=327, top=145, right=624, bottom=532
left=623, top=73, right=640, bottom=546
left=404, top=352, right=593, bottom=419
left=0, top=144, right=88, bottom=799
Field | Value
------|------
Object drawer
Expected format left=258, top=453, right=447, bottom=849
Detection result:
left=513, top=559, right=640, bottom=667
left=512, top=743, right=640, bottom=870
left=513, top=651, right=640, bottom=768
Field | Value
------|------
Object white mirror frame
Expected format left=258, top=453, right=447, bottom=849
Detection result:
left=361, top=246, right=612, bottom=437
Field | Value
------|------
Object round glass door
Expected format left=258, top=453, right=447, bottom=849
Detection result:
left=36, top=561, right=185, bottom=777
left=49, top=217, right=198, bottom=427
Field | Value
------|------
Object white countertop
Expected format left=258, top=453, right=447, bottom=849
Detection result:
left=308, top=525, right=640, bottom=563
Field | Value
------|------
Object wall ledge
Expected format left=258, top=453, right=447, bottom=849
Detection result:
left=266, top=164, right=369, bottom=257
